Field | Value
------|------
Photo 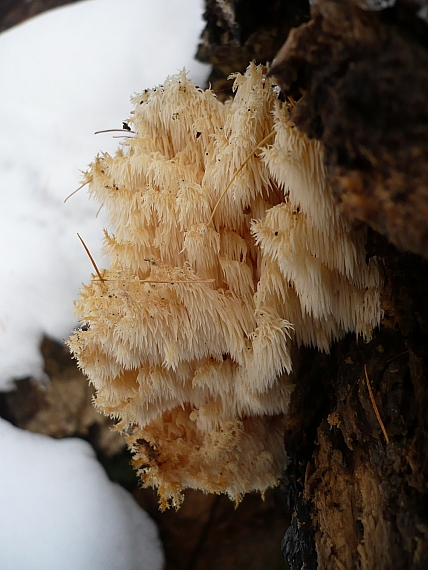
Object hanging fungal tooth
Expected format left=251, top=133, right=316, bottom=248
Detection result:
left=68, top=63, right=382, bottom=509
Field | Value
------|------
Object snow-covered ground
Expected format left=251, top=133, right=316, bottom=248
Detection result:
left=0, top=1, right=210, bottom=567
left=0, top=418, right=164, bottom=570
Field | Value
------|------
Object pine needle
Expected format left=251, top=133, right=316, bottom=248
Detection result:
left=94, top=278, right=215, bottom=284
left=77, top=233, right=105, bottom=282
left=64, top=180, right=90, bottom=203
left=95, top=203, right=104, bottom=218
left=386, top=350, right=408, bottom=364
left=94, top=128, right=136, bottom=135
left=364, top=365, right=390, bottom=444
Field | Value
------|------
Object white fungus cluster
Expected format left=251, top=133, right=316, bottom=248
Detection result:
left=69, top=63, right=382, bottom=509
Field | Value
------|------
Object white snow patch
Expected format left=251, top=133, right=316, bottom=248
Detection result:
left=0, top=418, right=164, bottom=570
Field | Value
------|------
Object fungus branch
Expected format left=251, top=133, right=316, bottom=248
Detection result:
left=208, top=130, right=276, bottom=225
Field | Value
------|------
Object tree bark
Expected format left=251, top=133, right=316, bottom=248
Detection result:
left=199, top=1, right=428, bottom=568
left=0, top=0, right=83, bottom=33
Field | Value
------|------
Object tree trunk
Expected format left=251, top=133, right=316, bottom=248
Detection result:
left=199, top=1, right=428, bottom=568
left=0, top=0, right=83, bottom=33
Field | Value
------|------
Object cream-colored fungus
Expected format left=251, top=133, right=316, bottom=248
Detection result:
left=68, top=64, right=382, bottom=509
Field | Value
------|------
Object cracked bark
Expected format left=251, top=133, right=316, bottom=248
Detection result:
left=268, top=0, right=428, bottom=257
left=199, top=1, right=428, bottom=568
left=267, top=2, right=428, bottom=568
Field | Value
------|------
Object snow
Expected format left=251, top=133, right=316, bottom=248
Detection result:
left=0, top=0, right=209, bottom=388
left=0, top=418, right=164, bottom=570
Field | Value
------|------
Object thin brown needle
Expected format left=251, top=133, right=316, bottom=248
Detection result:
left=77, top=233, right=105, bottom=282
left=364, top=365, right=390, bottom=444
left=94, top=128, right=136, bottom=135
left=101, top=278, right=215, bottom=284
left=64, top=180, right=90, bottom=203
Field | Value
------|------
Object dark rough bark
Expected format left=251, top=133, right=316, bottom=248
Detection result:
left=268, top=0, right=428, bottom=257
left=0, top=0, right=83, bottom=33
left=282, top=498, right=317, bottom=570
left=197, top=0, right=310, bottom=98
left=262, top=1, right=428, bottom=567
left=200, top=1, right=428, bottom=568
left=278, top=238, right=428, bottom=570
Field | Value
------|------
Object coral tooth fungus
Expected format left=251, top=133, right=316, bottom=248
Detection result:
left=68, top=63, right=382, bottom=509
